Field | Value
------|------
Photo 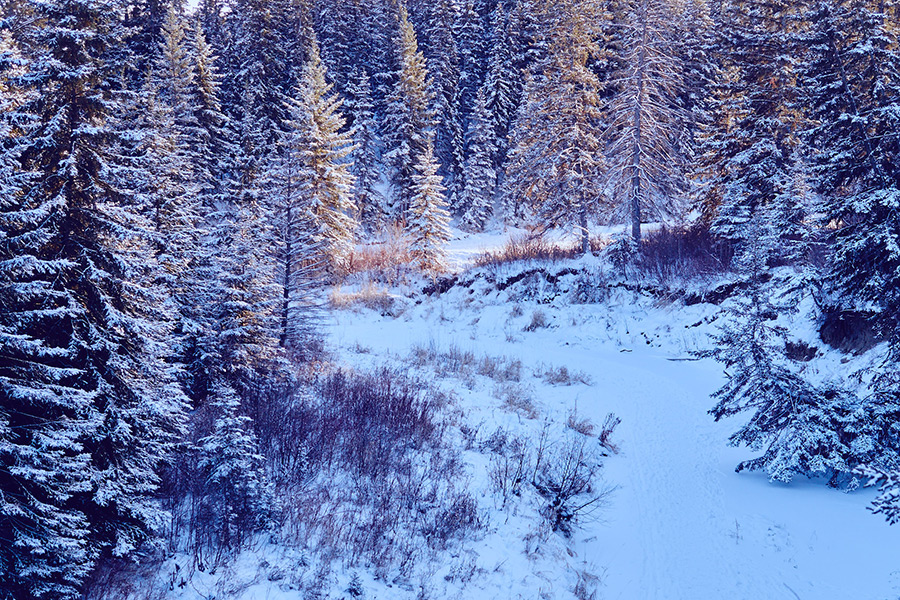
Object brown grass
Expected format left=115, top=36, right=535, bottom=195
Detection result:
left=343, top=223, right=414, bottom=284
left=474, top=233, right=607, bottom=269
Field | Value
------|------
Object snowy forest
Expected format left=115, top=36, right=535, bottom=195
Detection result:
left=2, top=0, right=900, bottom=598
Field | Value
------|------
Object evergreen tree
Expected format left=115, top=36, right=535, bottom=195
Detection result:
left=504, top=0, right=608, bottom=252
left=0, top=3, right=186, bottom=598
left=604, top=0, right=690, bottom=242
left=383, top=5, right=436, bottom=218
left=145, top=4, right=206, bottom=341
left=344, top=68, right=386, bottom=230
left=693, top=0, right=800, bottom=244
left=196, top=382, right=270, bottom=554
left=282, top=37, right=357, bottom=270
left=408, top=142, right=452, bottom=272
left=455, top=0, right=486, bottom=122
left=706, top=219, right=830, bottom=482
left=482, top=4, right=518, bottom=171
left=460, top=87, right=497, bottom=231
left=800, top=0, right=900, bottom=327
left=421, top=0, right=465, bottom=209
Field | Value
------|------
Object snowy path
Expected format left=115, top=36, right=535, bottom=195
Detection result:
left=328, top=293, right=900, bottom=600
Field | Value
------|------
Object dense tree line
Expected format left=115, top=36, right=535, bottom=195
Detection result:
left=1, top=0, right=900, bottom=597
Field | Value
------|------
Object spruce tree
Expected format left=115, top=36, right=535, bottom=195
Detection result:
left=460, top=87, right=497, bottom=231
left=704, top=214, right=896, bottom=485
left=800, top=0, right=900, bottom=326
left=383, top=5, right=436, bottom=218
left=408, top=142, right=452, bottom=272
left=196, top=382, right=270, bottom=554
left=482, top=4, right=518, bottom=172
left=422, top=0, right=465, bottom=206
left=345, top=68, right=386, bottom=230
left=1, top=2, right=186, bottom=597
left=455, top=0, right=486, bottom=122
left=694, top=0, right=800, bottom=244
left=282, top=37, right=358, bottom=270
left=504, top=0, right=608, bottom=252
left=604, top=0, right=690, bottom=242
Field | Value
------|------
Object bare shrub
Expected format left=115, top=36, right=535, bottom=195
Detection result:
left=343, top=224, right=415, bottom=285
left=489, top=435, right=531, bottom=507
left=410, top=343, right=523, bottom=385
left=493, top=382, right=539, bottom=419
left=598, top=412, right=622, bottom=455
left=474, top=233, right=606, bottom=269
left=535, top=363, right=592, bottom=386
left=250, top=369, right=478, bottom=578
left=533, top=436, right=612, bottom=537
left=424, top=491, right=481, bottom=550
left=573, top=566, right=601, bottom=600
left=329, top=284, right=399, bottom=315
left=315, top=369, right=444, bottom=476
left=636, top=224, right=733, bottom=283
left=476, top=354, right=522, bottom=382
left=488, top=428, right=612, bottom=537
left=523, top=309, right=550, bottom=331
left=566, top=407, right=595, bottom=437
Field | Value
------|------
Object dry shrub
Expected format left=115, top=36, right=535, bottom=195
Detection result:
left=598, top=412, right=621, bottom=455
left=535, top=364, right=592, bottom=386
left=343, top=224, right=415, bottom=284
left=636, top=225, right=732, bottom=283
left=533, top=435, right=612, bottom=537
left=411, top=343, right=523, bottom=385
left=566, top=408, right=595, bottom=437
left=329, top=283, right=398, bottom=315
left=494, top=382, right=538, bottom=419
left=523, top=309, right=550, bottom=331
left=477, top=354, right=522, bottom=382
left=264, top=369, right=479, bottom=574
left=474, top=233, right=605, bottom=269
left=489, top=428, right=612, bottom=537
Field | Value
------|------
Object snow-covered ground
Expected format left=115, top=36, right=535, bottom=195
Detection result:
left=324, top=227, right=900, bottom=600
left=143, top=227, right=900, bottom=600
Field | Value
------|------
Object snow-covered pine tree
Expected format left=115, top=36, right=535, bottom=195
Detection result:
left=344, top=68, right=386, bottom=230
left=282, top=36, right=357, bottom=271
left=408, top=142, right=452, bottom=272
left=482, top=4, right=518, bottom=172
left=422, top=0, right=465, bottom=207
left=192, top=15, right=235, bottom=209
left=0, top=24, right=95, bottom=600
left=693, top=0, right=800, bottom=243
left=209, top=128, right=285, bottom=395
left=460, top=87, right=497, bottom=231
left=196, top=382, right=270, bottom=555
left=383, top=4, right=437, bottom=218
left=217, top=0, right=307, bottom=160
left=455, top=0, right=486, bottom=122
left=1, top=3, right=187, bottom=597
left=504, top=0, right=608, bottom=252
left=798, top=0, right=900, bottom=486
left=604, top=0, right=689, bottom=242
left=704, top=218, right=852, bottom=484
left=800, top=0, right=900, bottom=328
left=177, top=16, right=242, bottom=404
left=145, top=4, right=206, bottom=349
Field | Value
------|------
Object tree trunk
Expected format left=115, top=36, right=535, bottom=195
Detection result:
left=630, top=0, right=650, bottom=244
left=580, top=203, right=590, bottom=255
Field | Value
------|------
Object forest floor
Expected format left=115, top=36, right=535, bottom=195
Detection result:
left=323, top=226, right=900, bottom=600
left=143, top=226, right=900, bottom=600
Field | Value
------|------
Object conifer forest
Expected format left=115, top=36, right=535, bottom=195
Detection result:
left=2, top=0, right=900, bottom=599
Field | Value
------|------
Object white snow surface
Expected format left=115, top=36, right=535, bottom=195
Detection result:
left=154, top=226, right=900, bottom=600
left=327, top=227, right=900, bottom=600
